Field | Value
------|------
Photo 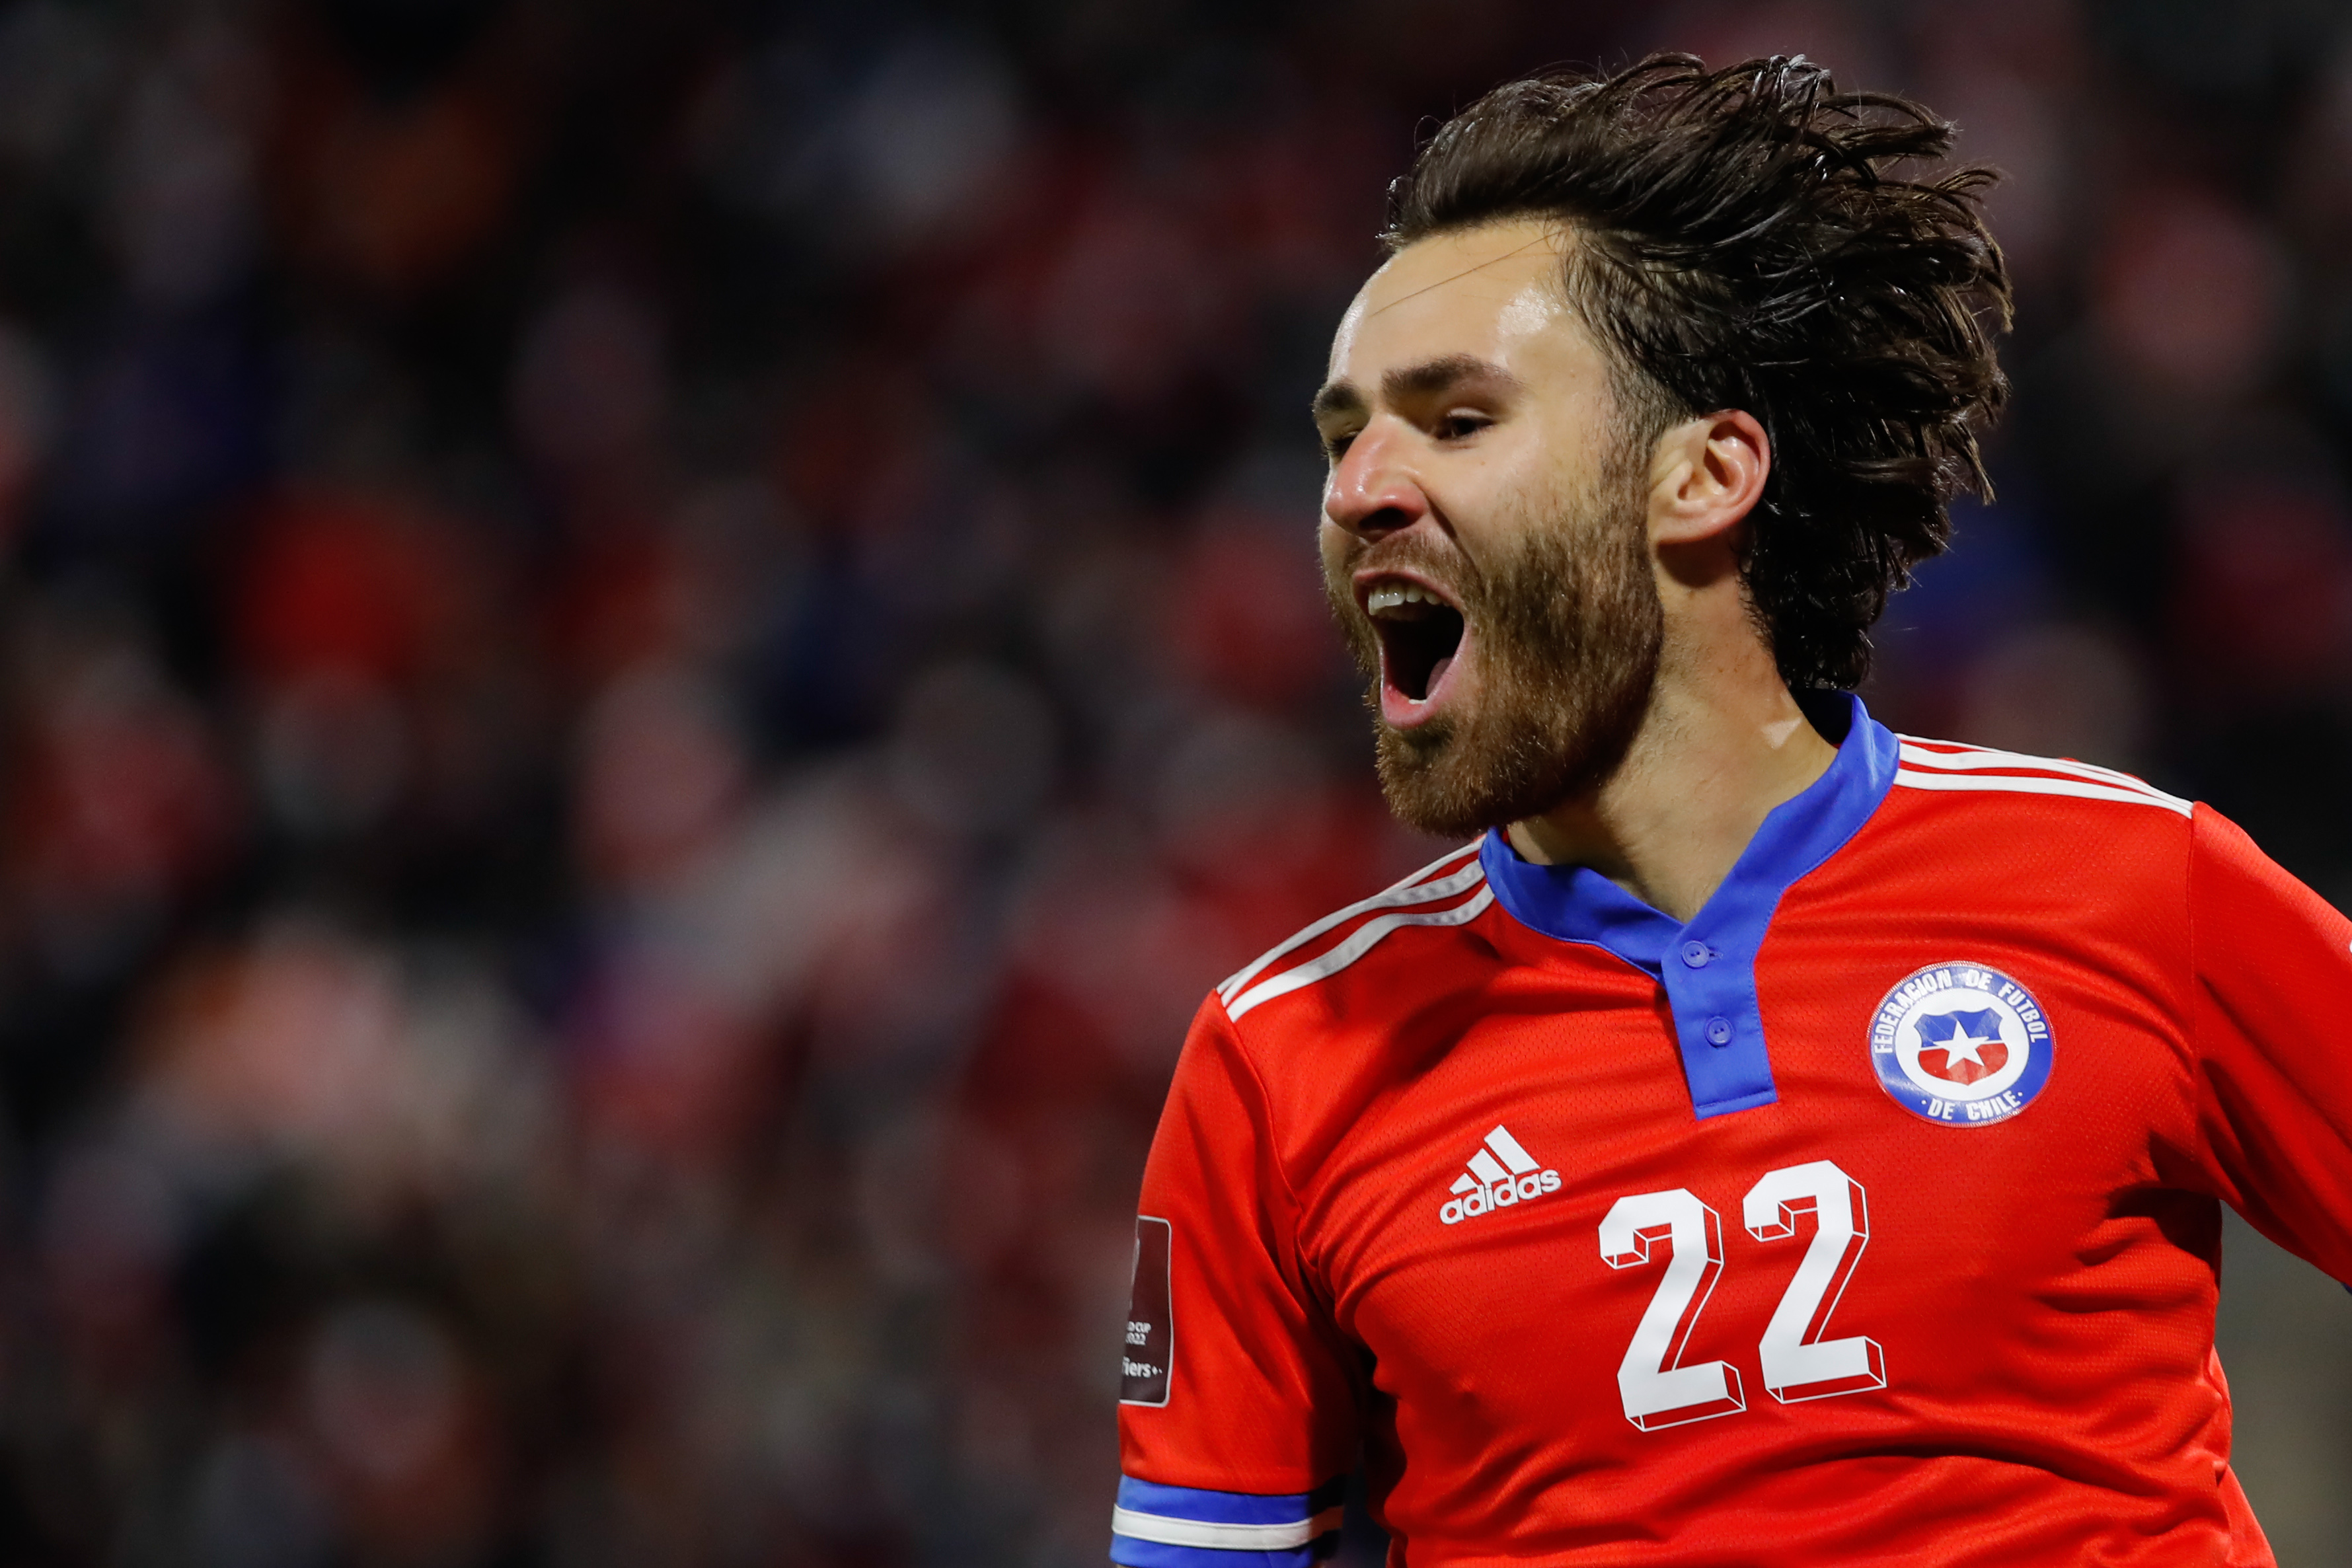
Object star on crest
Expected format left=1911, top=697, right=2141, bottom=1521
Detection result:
left=1936, top=1024, right=1993, bottom=1068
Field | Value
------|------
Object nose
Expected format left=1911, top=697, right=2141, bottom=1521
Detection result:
left=1322, top=420, right=1430, bottom=540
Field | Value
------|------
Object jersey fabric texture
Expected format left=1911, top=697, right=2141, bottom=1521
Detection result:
left=1111, top=694, right=2352, bottom=1568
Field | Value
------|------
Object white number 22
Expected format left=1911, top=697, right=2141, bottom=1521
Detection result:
left=1599, top=1159, right=1885, bottom=1430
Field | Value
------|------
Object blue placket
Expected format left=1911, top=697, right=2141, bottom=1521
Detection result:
left=1479, top=695, right=1900, bottom=1119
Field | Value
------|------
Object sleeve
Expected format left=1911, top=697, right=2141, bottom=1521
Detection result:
left=2187, top=804, right=2352, bottom=1284
left=1112, top=994, right=1359, bottom=1568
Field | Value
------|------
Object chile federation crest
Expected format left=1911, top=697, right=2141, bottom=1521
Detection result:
left=1868, top=961, right=2053, bottom=1127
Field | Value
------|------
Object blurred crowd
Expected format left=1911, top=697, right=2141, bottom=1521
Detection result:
left=0, top=0, right=2342, bottom=1565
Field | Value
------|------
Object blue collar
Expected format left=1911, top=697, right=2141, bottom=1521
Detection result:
left=1478, top=693, right=1899, bottom=1119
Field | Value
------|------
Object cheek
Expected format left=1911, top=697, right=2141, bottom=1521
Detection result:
left=1540, top=403, right=1638, bottom=503
left=1435, top=446, right=1556, bottom=558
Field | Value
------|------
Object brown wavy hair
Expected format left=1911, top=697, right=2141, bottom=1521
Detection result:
left=1384, top=54, right=2013, bottom=691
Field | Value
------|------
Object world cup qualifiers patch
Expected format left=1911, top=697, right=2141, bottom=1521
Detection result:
left=1119, top=1216, right=1172, bottom=1407
left=1868, top=962, right=2053, bottom=1127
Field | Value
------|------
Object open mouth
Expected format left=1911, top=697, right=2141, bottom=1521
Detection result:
left=1365, top=580, right=1467, bottom=709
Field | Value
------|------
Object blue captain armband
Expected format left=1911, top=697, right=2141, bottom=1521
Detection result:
left=1110, top=1475, right=1346, bottom=1567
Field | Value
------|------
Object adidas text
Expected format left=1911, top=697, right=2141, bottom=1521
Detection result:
left=1438, top=1124, right=1562, bottom=1225
left=1441, top=1169, right=1562, bottom=1224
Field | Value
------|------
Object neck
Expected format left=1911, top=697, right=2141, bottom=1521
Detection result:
left=1504, top=657, right=1837, bottom=924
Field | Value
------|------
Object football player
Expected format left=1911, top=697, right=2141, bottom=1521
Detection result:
left=1110, top=54, right=2351, bottom=1567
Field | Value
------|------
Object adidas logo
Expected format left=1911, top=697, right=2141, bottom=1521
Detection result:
left=1438, top=1125, right=1561, bottom=1226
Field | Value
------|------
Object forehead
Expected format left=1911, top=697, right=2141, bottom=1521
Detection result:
left=1326, top=219, right=1602, bottom=392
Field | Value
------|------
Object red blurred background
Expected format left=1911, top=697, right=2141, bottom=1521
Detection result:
left=0, top=0, right=2343, bottom=1564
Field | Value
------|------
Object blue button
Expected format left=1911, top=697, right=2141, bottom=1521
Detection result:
left=1704, top=1016, right=1733, bottom=1046
left=1679, top=940, right=1712, bottom=969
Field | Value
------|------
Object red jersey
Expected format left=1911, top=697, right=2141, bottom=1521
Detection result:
left=1110, top=696, right=2352, bottom=1567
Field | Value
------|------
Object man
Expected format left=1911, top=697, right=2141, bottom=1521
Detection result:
left=1108, top=54, right=2352, bottom=1567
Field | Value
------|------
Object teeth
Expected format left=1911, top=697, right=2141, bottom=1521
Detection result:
left=1367, top=583, right=1436, bottom=615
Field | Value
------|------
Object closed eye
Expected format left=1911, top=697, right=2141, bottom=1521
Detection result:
left=1434, top=411, right=1493, bottom=442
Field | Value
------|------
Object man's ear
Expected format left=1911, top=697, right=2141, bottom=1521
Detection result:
left=1647, top=410, right=1770, bottom=547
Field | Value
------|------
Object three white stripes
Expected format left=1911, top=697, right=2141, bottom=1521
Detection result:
left=1219, top=842, right=1490, bottom=1022
left=1893, top=739, right=2191, bottom=818
left=1227, top=889, right=1494, bottom=1021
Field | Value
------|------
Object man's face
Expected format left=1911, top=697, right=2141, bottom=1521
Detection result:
left=1313, top=220, right=1663, bottom=839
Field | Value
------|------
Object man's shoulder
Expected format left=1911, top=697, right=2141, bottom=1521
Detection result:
left=1878, top=733, right=2195, bottom=839
left=1211, top=840, right=1503, bottom=1035
left=1827, top=733, right=2201, bottom=942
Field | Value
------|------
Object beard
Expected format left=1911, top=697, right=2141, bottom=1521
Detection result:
left=1323, top=455, right=1663, bottom=840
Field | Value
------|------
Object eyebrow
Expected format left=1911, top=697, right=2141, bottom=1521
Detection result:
left=1310, top=354, right=1525, bottom=423
left=1310, top=380, right=1365, bottom=423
